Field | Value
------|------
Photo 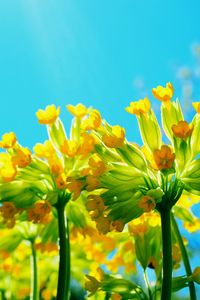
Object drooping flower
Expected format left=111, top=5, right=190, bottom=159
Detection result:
left=153, top=145, right=175, bottom=170
left=125, top=98, right=151, bottom=115
left=12, top=147, right=32, bottom=168
left=82, top=109, right=102, bottom=130
left=103, top=125, right=125, bottom=148
left=152, top=82, right=174, bottom=103
left=138, top=195, right=156, bottom=212
left=36, top=105, right=60, bottom=125
left=172, top=121, right=193, bottom=139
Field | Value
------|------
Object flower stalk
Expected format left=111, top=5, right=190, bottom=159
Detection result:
left=160, top=208, right=172, bottom=300
left=56, top=196, right=70, bottom=300
left=171, top=213, right=197, bottom=300
left=30, top=239, right=38, bottom=300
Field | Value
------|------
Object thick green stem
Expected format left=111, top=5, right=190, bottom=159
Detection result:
left=56, top=201, right=70, bottom=300
left=160, top=208, right=172, bottom=300
left=30, top=240, right=38, bottom=300
left=171, top=213, right=197, bottom=300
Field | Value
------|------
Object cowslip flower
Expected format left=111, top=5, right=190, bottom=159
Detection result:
left=0, top=132, right=17, bottom=149
left=82, top=109, right=102, bottom=130
left=66, top=103, right=88, bottom=118
left=138, top=195, right=156, bottom=212
left=152, top=82, right=174, bottom=103
left=36, top=105, right=60, bottom=125
left=12, top=147, right=32, bottom=168
left=0, top=153, right=17, bottom=182
left=103, top=125, right=125, bottom=148
left=125, top=97, right=151, bottom=116
left=60, top=139, right=78, bottom=157
left=153, top=145, right=175, bottom=170
left=172, top=121, right=193, bottom=139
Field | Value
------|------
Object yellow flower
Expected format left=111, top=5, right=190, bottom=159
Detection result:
left=138, top=195, right=156, bottom=212
left=95, top=215, right=111, bottom=234
left=183, top=219, right=200, bottom=233
left=33, top=140, right=55, bottom=159
left=86, top=175, right=100, bottom=191
left=125, top=98, right=151, bottom=115
left=111, top=294, right=122, bottom=300
left=60, top=139, right=78, bottom=157
left=192, top=102, right=200, bottom=113
left=152, top=82, right=174, bottom=103
left=86, top=195, right=105, bottom=219
left=67, top=103, right=88, bottom=118
left=36, top=105, right=60, bottom=125
left=0, top=153, right=17, bottom=182
left=88, top=154, right=106, bottom=176
left=66, top=177, right=83, bottom=200
left=82, top=109, right=102, bottom=130
left=192, top=267, right=200, bottom=284
left=0, top=132, right=17, bottom=148
left=111, top=220, right=125, bottom=232
left=27, top=200, right=52, bottom=224
left=77, top=133, right=96, bottom=158
left=153, top=145, right=175, bottom=170
left=12, top=147, right=32, bottom=168
left=172, top=121, right=193, bottom=139
left=55, top=173, right=68, bottom=189
left=103, top=125, right=125, bottom=148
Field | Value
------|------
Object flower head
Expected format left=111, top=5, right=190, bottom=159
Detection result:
left=153, top=145, right=175, bottom=170
left=0, top=153, right=17, bottom=182
left=0, top=132, right=17, bottom=149
left=138, top=195, right=156, bottom=212
left=82, top=109, right=102, bottom=130
left=152, top=82, right=174, bottom=103
left=103, top=125, right=125, bottom=148
left=67, top=103, right=88, bottom=118
left=125, top=98, right=151, bottom=115
left=36, top=105, right=60, bottom=125
left=172, top=121, right=193, bottom=139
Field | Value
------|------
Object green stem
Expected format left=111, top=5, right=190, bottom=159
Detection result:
left=30, top=240, right=38, bottom=300
left=160, top=208, right=172, bottom=300
left=56, top=200, right=70, bottom=300
left=144, top=270, right=153, bottom=300
left=171, top=213, right=197, bottom=300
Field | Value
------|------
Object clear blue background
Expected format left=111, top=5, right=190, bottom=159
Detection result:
left=1, top=0, right=200, bottom=147
left=0, top=1, right=200, bottom=297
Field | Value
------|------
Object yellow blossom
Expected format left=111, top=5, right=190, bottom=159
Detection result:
left=95, top=215, right=111, bottom=234
left=36, top=105, right=60, bottom=125
left=152, top=82, right=174, bottom=103
left=86, top=194, right=105, bottom=219
left=77, top=133, right=96, bottom=158
left=153, top=145, right=175, bottom=170
left=125, top=98, right=151, bottom=115
left=12, top=147, right=32, bottom=168
left=0, top=153, right=17, bottom=182
left=103, top=125, right=125, bottom=148
left=33, top=140, right=55, bottom=159
left=138, top=195, right=156, bottom=212
left=172, top=121, right=193, bottom=139
left=111, top=294, right=122, bottom=300
left=82, top=109, right=102, bottom=130
left=183, top=219, right=200, bottom=233
left=192, top=102, right=200, bottom=113
left=67, top=103, right=88, bottom=118
left=60, top=139, right=78, bottom=157
left=55, top=173, right=68, bottom=189
left=111, top=220, right=125, bottom=232
left=27, top=200, right=52, bottom=224
left=86, top=175, right=100, bottom=191
left=49, top=157, right=63, bottom=175
left=0, top=132, right=17, bottom=148
left=66, top=177, right=83, bottom=200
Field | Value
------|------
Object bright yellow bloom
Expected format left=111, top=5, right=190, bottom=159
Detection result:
left=153, top=145, right=175, bottom=170
left=172, top=121, right=193, bottom=139
left=34, top=140, right=55, bottom=159
left=66, top=177, right=83, bottom=200
left=55, top=173, right=68, bottom=189
left=27, top=200, right=52, bottom=224
left=0, top=132, right=17, bottom=148
left=125, top=98, right=151, bottom=115
left=128, top=217, right=148, bottom=236
left=183, top=219, right=200, bottom=233
left=86, top=195, right=105, bottom=219
left=192, top=102, right=200, bottom=113
left=12, top=147, right=32, bottom=168
left=103, top=125, right=125, bottom=148
left=36, top=105, right=60, bottom=125
left=95, top=215, right=111, bottom=234
left=89, top=154, right=106, bottom=176
left=86, top=175, right=100, bottom=191
left=49, top=157, right=63, bottom=175
left=0, top=153, right=17, bottom=182
left=138, top=195, right=156, bottom=212
left=67, top=103, right=88, bottom=118
left=77, top=133, right=96, bottom=158
left=152, top=82, right=174, bottom=102
left=60, top=139, right=78, bottom=157
left=82, top=109, right=102, bottom=130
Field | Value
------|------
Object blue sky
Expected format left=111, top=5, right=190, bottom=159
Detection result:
left=1, top=0, right=200, bottom=148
